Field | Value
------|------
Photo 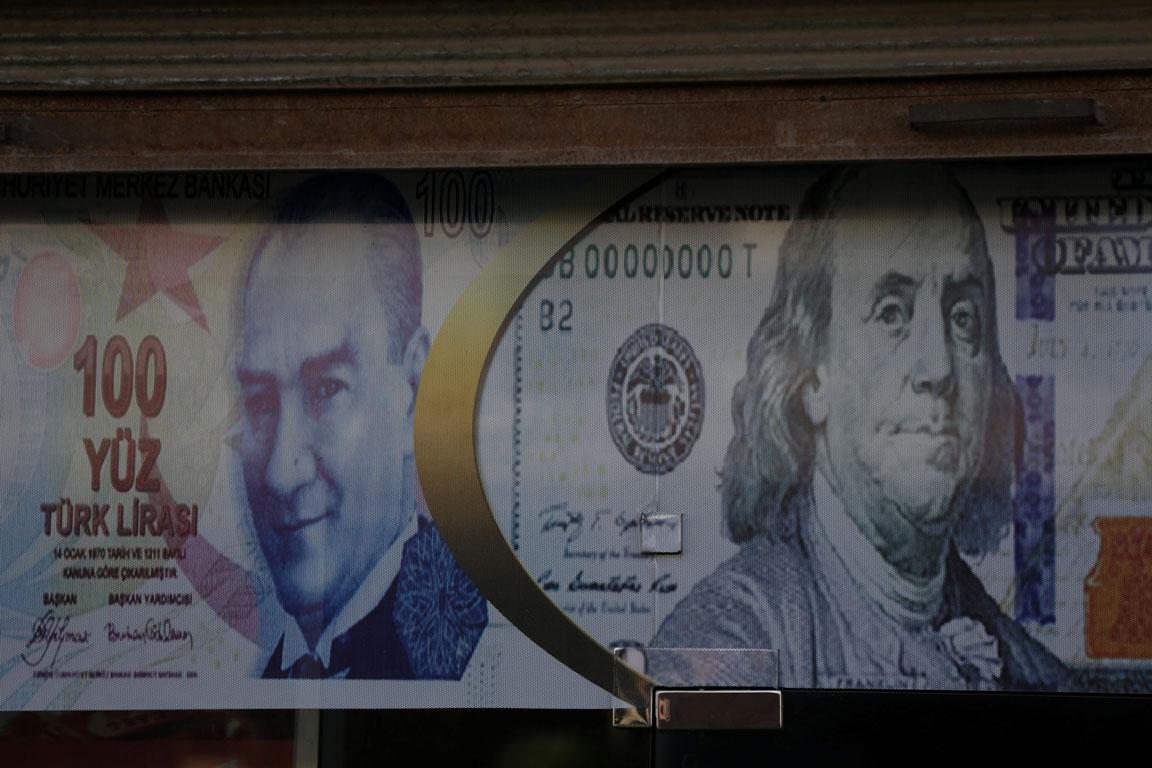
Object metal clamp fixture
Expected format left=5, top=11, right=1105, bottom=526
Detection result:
left=909, top=98, right=1103, bottom=130
left=612, top=646, right=782, bottom=731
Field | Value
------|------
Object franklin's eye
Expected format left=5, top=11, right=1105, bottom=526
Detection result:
left=949, top=300, right=981, bottom=350
left=874, top=296, right=910, bottom=329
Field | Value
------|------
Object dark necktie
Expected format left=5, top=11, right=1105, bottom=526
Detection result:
left=287, top=653, right=329, bottom=679
left=285, top=632, right=355, bottom=679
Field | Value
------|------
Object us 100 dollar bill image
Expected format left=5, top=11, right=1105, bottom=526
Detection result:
left=479, top=163, right=1152, bottom=694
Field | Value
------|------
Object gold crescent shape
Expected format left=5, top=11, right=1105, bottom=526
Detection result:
left=414, top=170, right=664, bottom=708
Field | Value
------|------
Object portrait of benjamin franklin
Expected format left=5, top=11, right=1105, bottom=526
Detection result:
left=652, top=164, right=1071, bottom=691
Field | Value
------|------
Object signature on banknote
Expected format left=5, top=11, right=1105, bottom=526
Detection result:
left=21, top=610, right=90, bottom=668
left=538, top=500, right=652, bottom=544
left=106, top=617, right=193, bottom=650
left=536, top=568, right=676, bottom=595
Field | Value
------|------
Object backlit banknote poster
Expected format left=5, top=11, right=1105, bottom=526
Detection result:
left=1, top=162, right=1150, bottom=709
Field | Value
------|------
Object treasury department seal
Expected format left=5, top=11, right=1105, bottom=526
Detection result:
left=607, top=323, right=703, bottom=475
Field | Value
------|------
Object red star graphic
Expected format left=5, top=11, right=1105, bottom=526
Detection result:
left=88, top=198, right=225, bottom=331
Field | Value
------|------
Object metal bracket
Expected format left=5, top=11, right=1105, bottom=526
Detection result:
left=612, top=645, right=652, bottom=727
left=612, top=646, right=782, bottom=731
left=640, top=512, right=682, bottom=554
left=909, top=98, right=1103, bottom=130
left=654, top=689, right=782, bottom=730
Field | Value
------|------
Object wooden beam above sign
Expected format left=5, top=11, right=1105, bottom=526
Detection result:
left=3, top=73, right=1151, bottom=171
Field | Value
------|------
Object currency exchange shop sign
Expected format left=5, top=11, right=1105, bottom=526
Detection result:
left=0, top=163, right=1149, bottom=710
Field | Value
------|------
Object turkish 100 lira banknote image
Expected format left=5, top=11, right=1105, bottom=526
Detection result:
left=0, top=162, right=1150, bottom=710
